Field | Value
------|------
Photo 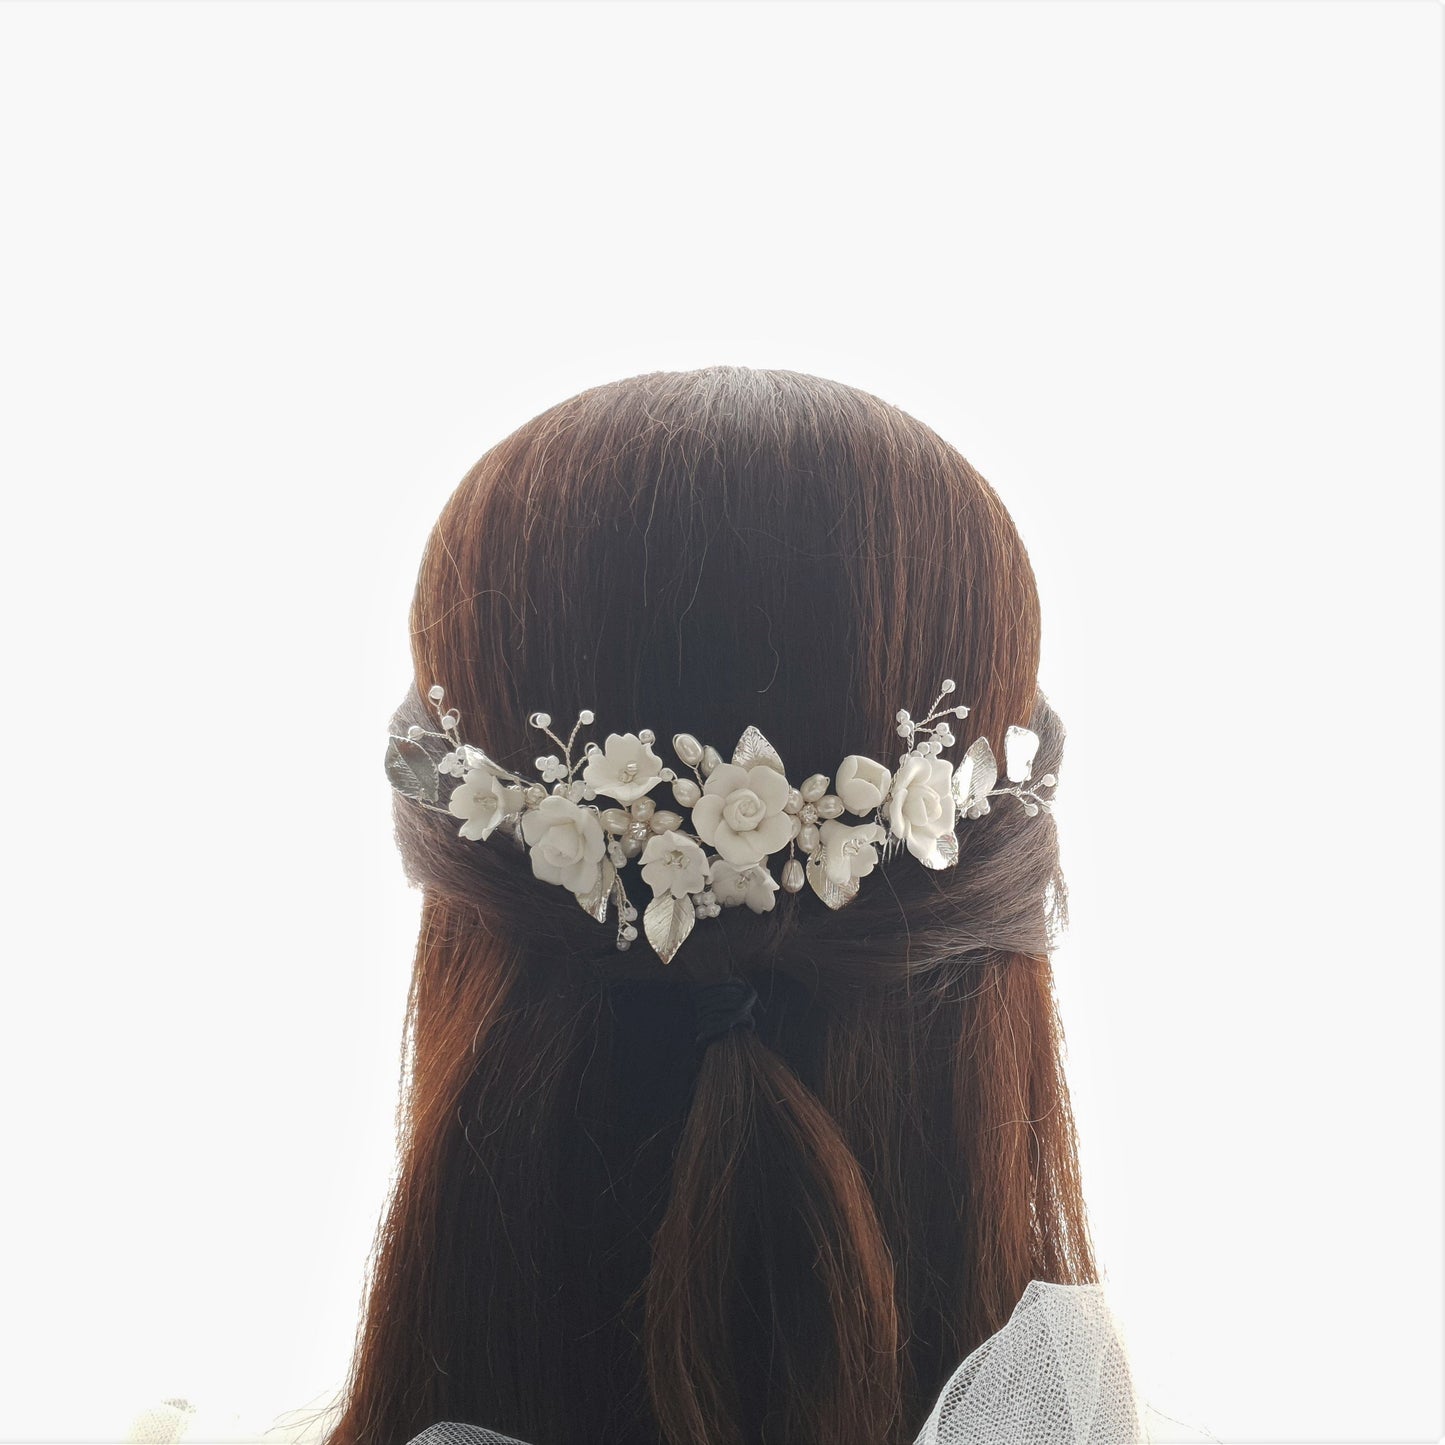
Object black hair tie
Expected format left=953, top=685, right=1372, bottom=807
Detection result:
left=691, top=975, right=759, bottom=1047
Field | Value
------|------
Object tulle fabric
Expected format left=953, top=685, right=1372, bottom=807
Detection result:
left=122, top=1280, right=1209, bottom=1445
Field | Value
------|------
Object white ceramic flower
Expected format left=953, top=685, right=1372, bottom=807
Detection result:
left=519, top=794, right=607, bottom=893
left=834, top=754, right=892, bottom=816
left=886, top=752, right=958, bottom=865
left=582, top=732, right=666, bottom=804
left=690, top=761, right=794, bottom=866
left=448, top=768, right=526, bottom=842
left=640, top=829, right=709, bottom=900
left=817, top=819, right=887, bottom=887
left=707, top=858, right=781, bottom=914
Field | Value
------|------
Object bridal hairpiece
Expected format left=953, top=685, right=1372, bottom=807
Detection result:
left=385, top=678, right=1057, bottom=966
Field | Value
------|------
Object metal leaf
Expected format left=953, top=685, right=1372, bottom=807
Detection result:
left=575, top=859, right=616, bottom=923
left=731, top=725, right=787, bottom=774
left=921, top=831, right=959, bottom=870
left=385, top=736, right=440, bottom=803
left=806, top=845, right=860, bottom=911
left=643, top=892, right=696, bottom=965
left=953, top=737, right=997, bottom=808
left=1003, top=726, right=1040, bottom=784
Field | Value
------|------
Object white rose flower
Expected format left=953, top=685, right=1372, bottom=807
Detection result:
left=519, top=794, right=607, bottom=893
left=707, top=858, right=780, bottom=914
left=834, top=754, right=892, bottom=816
left=690, top=761, right=794, bottom=866
left=817, top=819, right=887, bottom=887
left=886, top=752, right=958, bottom=865
left=640, top=829, right=709, bottom=900
left=581, top=732, right=666, bottom=804
left=448, top=768, right=526, bottom=842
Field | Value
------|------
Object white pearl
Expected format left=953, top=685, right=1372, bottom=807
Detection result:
left=1041, top=773, right=1057, bottom=787
left=941, top=679, right=955, bottom=692
left=530, top=711, right=551, bottom=729
left=600, top=808, right=630, bottom=835
left=631, top=796, right=656, bottom=822
left=639, top=728, right=656, bottom=745
left=672, top=778, right=702, bottom=808
left=783, top=788, right=803, bottom=815
left=525, top=784, right=547, bottom=806
left=579, top=709, right=595, bottom=724
left=701, top=745, right=722, bottom=776
left=781, top=859, right=806, bottom=893
left=650, top=809, right=684, bottom=833
left=621, top=835, right=644, bottom=858
left=672, top=733, right=704, bottom=767
left=428, top=685, right=446, bottom=702
left=801, top=773, right=830, bottom=803
left=816, top=794, right=845, bottom=819
left=798, top=824, right=819, bottom=854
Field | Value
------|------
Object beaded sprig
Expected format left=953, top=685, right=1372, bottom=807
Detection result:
left=385, top=678, right=1056, bottom=965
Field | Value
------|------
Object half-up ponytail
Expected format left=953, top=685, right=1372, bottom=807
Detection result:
left=643, top=984, right=901, bottom=1445
left=328, top=367, right=1096, bottom=1445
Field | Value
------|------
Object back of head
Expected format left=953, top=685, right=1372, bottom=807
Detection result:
left=330, top=367, right=1095, bottom=1445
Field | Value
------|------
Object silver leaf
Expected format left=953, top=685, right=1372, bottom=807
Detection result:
left=921, top=831, right=959, bottom=870
left=953, top=737, right=997, bottom=808
left=806, top=845, right=860, bottom=911
left=731, top=725, right=787, bottom=774
left=575, top=859, right=616, bottom=923
left=1003, top=726, right=1039, bottom=784
left=643, top=892, right=696, bottom=965
left=385, top=736, right=440, bottom=803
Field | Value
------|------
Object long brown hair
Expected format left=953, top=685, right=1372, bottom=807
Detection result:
left=327, top=367, right=1096, bottom=1445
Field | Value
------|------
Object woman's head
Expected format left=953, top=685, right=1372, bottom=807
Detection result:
left=332, top=368, right=1094, bottom=1445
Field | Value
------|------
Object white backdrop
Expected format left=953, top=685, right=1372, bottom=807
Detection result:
left=1, top=3, right=1439, bottom=1442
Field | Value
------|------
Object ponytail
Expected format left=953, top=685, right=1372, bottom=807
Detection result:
left=643, top=1011, right=901, bottom=1445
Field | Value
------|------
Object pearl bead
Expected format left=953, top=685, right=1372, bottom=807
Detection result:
left=783, top=788, right=803, bottom=815
left=529, top=711, right=551, bottom=729
left=630, top=796, right=656, bottom=822
left=1041, top=773, right=1057, bottom=787
left=621, top=835, right=644, bottom=858
left=672, top=778, right=702, bottom=808
left=621, top=923, right=638, bottom=941
left=525, top=784, right=547, bottom=806
left=816, top=794, right=845, bottom=819
left=781, top=859, right=806, bottom=893
left=600, top=808, right=630, bottom=835
left=941, top=679, right=955, bottom=692
left=801, top=773, right=830, bottom=803
left=638, top=728, right=656, bottom=745
left=672, top=733, right=704, bottom=767
left=650, top=809, right=683, bottom=833
left=579, top=709, right=595, bottom=724
left=798, top=825, right=819, bottom=854
left=428, top=685, right=446, bottom=702
left=701, top=745, right=722, bottom=776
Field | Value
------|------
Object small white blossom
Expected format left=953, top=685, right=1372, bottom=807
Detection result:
left=448, top=769, right=526, bottom=842
left=817, top=819, right=887, bottom=887
left=707, top=858, right=781, bottom=914
left=640, top=829, right=709, bottom=900
left=582, top=732, right=666, bottom=804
